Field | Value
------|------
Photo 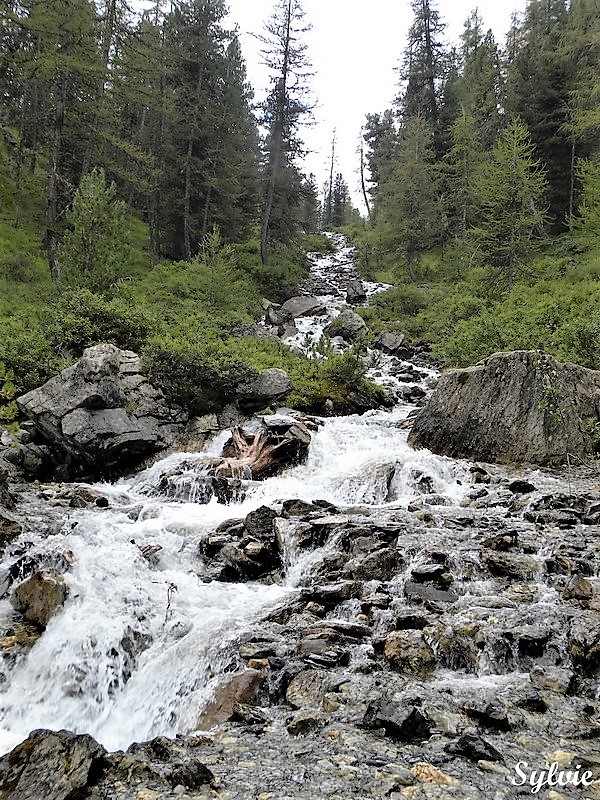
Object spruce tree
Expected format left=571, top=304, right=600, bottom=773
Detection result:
left=259, top=0, right=313, bottom=265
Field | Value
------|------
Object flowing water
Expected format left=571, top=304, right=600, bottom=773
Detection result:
left=0, top=235, right=595, bottom=760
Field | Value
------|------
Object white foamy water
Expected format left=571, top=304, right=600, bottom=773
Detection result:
left=0, top=234, right=469, bottom=753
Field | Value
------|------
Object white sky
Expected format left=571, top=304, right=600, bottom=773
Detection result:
left=138, top=1, right=528, bottom=210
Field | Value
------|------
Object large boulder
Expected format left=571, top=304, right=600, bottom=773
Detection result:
left=235, top=368, right=292, bottom=412
left=18, top=344, right=186, bottom=478
left=324, top=309, right=367, bottom=342
left=408, top=350, right=600, bottom=466
left=280, top=296, right=326, bottom=319
left=0, top=729, right=105, bottom=800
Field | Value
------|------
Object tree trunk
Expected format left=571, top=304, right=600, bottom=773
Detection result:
left=46, top=69, right=69, bottom=282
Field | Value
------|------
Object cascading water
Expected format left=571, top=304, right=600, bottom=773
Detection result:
left=0, top=234, right=596, bottom=782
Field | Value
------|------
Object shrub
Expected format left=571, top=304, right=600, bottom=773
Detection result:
left=45, top=288, right=157, bottom=356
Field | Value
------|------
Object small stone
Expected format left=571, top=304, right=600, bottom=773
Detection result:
left=563, top=573, right=594, bottom=601
left=286, top=710, right=327, bottom=736
left=411, top=762, right=459, bottom=786
left=384, top=630, right=437, bottom=676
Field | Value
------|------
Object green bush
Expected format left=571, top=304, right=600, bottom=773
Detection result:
left=45, top=288, right=157, bottom=356
left=0, top=316, right=63, bottom=394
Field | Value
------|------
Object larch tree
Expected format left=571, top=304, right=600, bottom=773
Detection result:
left=472, top=117, right=548, bottom=292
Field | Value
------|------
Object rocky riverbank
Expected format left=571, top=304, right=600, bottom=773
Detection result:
left=0, top=235, right=599, bottom=799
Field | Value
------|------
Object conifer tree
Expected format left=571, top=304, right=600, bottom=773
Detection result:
left=376, top=115, right=442, bottom=281
left=259, top=0, right=313, bottom=265
left=472, top=118, right=548, bottom=291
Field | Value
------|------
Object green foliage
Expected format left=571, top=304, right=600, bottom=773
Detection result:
left=571, top=156, right=600, bottom=245
left=0, top=361, right=18, bottom=426
left=142, top=328, right=253, bottom=415
left=45, top=288, right=157, bottom=356
left=59, top=168, right=130, bottom=290
left=0, top=316, right=63, bottom=395
left=471, top=118, right=548, bottom=291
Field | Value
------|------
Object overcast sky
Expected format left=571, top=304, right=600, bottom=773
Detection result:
left=139, top=1, right=528, bottom=209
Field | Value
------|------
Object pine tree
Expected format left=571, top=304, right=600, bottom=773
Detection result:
left=455, top=12, right=504, bottom=150
left=472, top=118, right=548, bottom=291
left=259, top=0, right=313, bottom=265
left=58, top=167, right=129, bottom=290
left=376, top=115, right=442, bottom=281
left=7, top=0, right=102, bottom=279
left=505, top=0, right=572, bottom=225
left=397, top=0, right=450, bottom=155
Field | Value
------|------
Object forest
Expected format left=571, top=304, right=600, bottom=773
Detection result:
left=0, top=0, right=599, bottom=422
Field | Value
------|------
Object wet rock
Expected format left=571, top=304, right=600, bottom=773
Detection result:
left=0, top=621, right=42, bottom=653
left=481, top=549, right=539, bottom=580
left=408, top=350, right=600, bottom=466
left=280, top=296, right=326, bottom=319
left=10, top=569, right=69, bottom=627
left=302, top=580, right=363, bottom=609
left=196, top=669, right=264, bottom=729
left=282, top=498, right=319, bottom=516
left=410, top=564, right=453, bottom=586
left=562, top=573, right=594, bottom=601
left=463, top=701, right=512, bottom=731
left=345, top=280, right=367, bottom=305
left=568, top=616, right=600, bottom=675
left=404, top=580, right=458, bottom=607
left=373, top=332, right=406, bottom=355
left=346, top=547, right=403, bottom=581
left=285, top=669, right=331, bottom=709
left=508, top=479, right=536, bottom=494
left=286, top=710, right=328, bottom=736
left=411, top=762, right=460, bottom=786
left=17, top=344, right=185, bottom=479
left=324, top=309, right=367, bottom=342
left=0, top=728, right=106, bottom=800
left=384, top=630, right=437, bottom=676
left=167, top=759, right=216, bottom=790
left=362, top=701, right=433, bottom=743
left=446, top=731, right=504, bottom=763
left=0, top=511, right=21, bottom=552
left=529, top=666, right=574, bottom=694
left=235, top=368, right=292, bottom=412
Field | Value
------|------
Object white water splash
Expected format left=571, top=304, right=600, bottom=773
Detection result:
left=0, top=233, right=469, bottom=754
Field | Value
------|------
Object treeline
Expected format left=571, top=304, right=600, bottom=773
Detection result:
left=362, top=0, right=600, bottom=290
left=0, top=0, right=322, bottom=279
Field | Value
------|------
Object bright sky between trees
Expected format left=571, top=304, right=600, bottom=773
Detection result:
left=138, top=0, right=528, bottom=211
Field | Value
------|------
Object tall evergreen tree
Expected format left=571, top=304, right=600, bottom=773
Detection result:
left=455, top=11, right=504, bottom=150
left=505, top=0, right=572, bottom=226
left=8, top=0, right=102, bottom=280
left=376, top=115, right=442, bottom=281
left=259, top=0, right=313, bottom=265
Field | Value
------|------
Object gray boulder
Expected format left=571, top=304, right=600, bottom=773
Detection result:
left=324, top=309, right=367, bottom=342
left=374, top=331, right=406, bottom=355
left=235, top=368, right=292, bottom=412
left=18, top=344, right=185, bottom=477
left=408, top=350, right=600, bottom=466
left=0, top=729, right=105, bottom=800
left=345, top=279, right=367, bottom=305
left=280, top=296, right=326, bottom=319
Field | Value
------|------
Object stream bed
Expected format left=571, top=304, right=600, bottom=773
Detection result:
left=0, top=235, right=599, bottom=799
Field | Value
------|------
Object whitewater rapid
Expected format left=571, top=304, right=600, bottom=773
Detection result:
left=0, top=235, right=471, bottom=753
